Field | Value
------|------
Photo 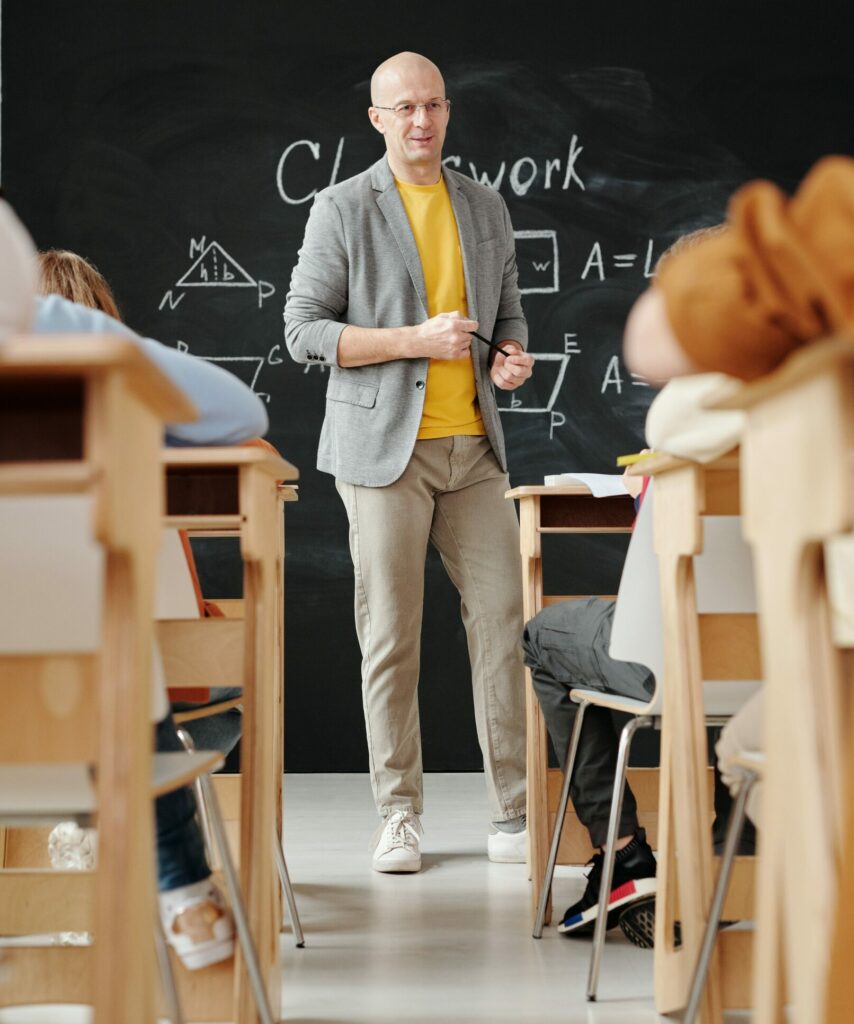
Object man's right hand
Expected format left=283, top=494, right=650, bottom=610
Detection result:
left=412, top=311, right=478, bottom=360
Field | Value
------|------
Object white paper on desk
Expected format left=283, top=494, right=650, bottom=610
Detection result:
left=543, top=472, right=628, bottom=497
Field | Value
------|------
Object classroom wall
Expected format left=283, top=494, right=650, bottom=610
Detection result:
left=2, top=2, right=852, bottom=771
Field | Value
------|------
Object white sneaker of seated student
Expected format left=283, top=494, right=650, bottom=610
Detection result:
left=159, top=877, right=235, bottom=970
left=48, top=821, right=97, bottom=871
left=372, top=810, right=422, bottom=873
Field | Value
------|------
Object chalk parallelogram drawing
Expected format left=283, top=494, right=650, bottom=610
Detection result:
left=175, top=340, right=284, bottom=404
left=498, top=352, right=570, bottom=414
left=514, top=230, right=559, bottom=294
left=160, top=237, right=275, bottom=311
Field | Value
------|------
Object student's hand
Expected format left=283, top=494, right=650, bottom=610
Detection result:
left=490, top=343, right=534, bottom=390
left=413, top=311, right=477, bottom=360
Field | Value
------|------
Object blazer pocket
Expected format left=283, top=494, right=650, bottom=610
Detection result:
left=327, top=379, right=379, bottom=409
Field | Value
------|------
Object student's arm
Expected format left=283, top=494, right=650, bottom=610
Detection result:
left=33, top=295, right=269, bottom=446
left=625, top=156, right=854, bottom=382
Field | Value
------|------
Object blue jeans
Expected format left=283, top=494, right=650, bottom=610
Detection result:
left=155, top=690, right=243, bottom=891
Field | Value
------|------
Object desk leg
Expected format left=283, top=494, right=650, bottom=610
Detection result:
left=749, top=545, right=841, bottom=1024
left=274, top=499, right=285, bottom=893
left=519, top=498, right=548, bottom=920
left=655, top=550, right=721, bottom=1023
left=237, top=471, right=282, bottom=1023
left=95, top=549, right=158, bottom=1024
left=92, top=386, right=161, bottom=1024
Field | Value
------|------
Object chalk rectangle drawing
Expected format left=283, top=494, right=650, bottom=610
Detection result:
left=514, top=230, right=559, bottom=294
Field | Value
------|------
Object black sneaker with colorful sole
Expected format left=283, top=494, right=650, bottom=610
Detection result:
left=557, top=829, right=657, bottom=938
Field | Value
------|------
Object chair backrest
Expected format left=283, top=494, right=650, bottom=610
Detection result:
left=155, top=529, right=202, bottom=620
left=609, top=484, right=663, bottom=680
left=0, top=494, right=102, bottom=654
left=0, top=494, right=168, bottom=733
left=609, top=481, right=761, bottom=716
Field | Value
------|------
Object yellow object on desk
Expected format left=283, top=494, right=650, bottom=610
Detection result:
left=616, top=450, right=657, bottom=467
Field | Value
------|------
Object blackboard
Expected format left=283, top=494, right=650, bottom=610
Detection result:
left=3, top=2, right=852, bottom=771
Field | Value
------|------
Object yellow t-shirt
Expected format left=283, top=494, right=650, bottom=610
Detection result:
left=396, top=177, right=486, bottom=439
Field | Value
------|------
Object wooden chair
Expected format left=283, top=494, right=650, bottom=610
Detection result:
left=159, top=486, right=305, bottom=949
left=709, top=337, right=854, bottom=1024
left=0, top=335, right=192, bottom=1022
left=531, top=482, right=760, bottom=1011
left=641, top=450, right=761, bottom=1023
left=506, top=484, right=636, bottom=922
left=157, top=447, right=299, bottom=1022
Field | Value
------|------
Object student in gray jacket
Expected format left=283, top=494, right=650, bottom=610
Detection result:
left=285, top=51, right=534, bottom=873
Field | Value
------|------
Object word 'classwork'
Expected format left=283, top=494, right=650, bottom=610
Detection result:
left=276, top=136, right=586, bottom=205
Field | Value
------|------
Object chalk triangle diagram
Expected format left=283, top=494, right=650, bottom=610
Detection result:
left=177, top=242, right=256, bottom=288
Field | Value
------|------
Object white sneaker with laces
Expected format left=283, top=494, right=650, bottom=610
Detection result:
left=487, top=825, right=528, bottom=864
left=372, top=810, right=422, bottom=873
left=159, top=877, right=235, bottom=970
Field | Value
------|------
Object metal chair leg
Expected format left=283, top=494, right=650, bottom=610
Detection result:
left=587, top=715, right=650, bottom=1002
left=176, top=727, right=218, bottom=869
left=199, top=774, right=277, bottom=1024
left=154, top=911, right=186, bottom=1024
left=683, top=768, right=758, bottom=1024
left=273, top=827, right=305, bottom=948
left=533, top=700, right=590, bottom=938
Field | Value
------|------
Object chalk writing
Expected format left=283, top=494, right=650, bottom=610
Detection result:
left=582, top=239, right=658, bottom=282
left=276, top=138, right=345, bottom=205
left=514, top=230, right=559, bottom=294
left=175, top=340, right=283, bottom=403
left=453, top=135, right=585, bottom=196
left=564, top=333, right=581, bottom=355
left=275, top=136, right=585, bottom=203
left=498, top=352, right=569, bottom=417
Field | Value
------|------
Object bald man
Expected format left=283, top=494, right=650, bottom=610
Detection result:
left=285, top=52, right=534, bottom=873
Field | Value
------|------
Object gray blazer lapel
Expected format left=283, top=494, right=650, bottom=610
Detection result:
left=445, top=170, right=478, bottom=323
left=372, top=158, right=429, bottom=319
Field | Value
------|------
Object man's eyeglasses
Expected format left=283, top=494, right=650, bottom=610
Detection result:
left=373, top=99, right=451, bottom=119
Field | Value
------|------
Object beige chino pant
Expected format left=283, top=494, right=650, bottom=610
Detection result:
left=336, top=435, right=527, bottom=822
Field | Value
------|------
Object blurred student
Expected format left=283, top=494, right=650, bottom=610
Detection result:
left=1, top=200, right=265, bottom=968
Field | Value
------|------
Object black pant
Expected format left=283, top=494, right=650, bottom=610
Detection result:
left=522, top=598, right=654, bottom=848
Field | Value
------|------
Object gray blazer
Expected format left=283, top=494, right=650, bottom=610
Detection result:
left=283, top=156, right=527, bottom=486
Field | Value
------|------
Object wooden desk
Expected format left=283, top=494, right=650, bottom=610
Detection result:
left=506, top=485, right=635, bottom=921
left=638, top=451, right=756, bottom=1022
left=0, top=336, right=195, bottom=1024
left=713, top=338, right=854, bottom=1024
left=159, top=447, right=298, bottom=1023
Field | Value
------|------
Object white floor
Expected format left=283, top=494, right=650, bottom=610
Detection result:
left=279, top=773, right=662, bottom=1024
left=1, top=772, right=751, bottom=1023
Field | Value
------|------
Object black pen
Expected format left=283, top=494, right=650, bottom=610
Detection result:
left=470, top=330, right=512, bottom=359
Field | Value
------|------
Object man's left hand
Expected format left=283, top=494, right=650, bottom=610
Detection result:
left=490, top=343, right=534, bottom=390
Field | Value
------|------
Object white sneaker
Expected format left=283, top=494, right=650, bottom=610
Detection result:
left=487, top=825, right=527, bottom=864
left=48, top=822, right=97, bottom=944
left=159, top=877, right=235, bottom=970
left=48, top=822, right=97, bottom=870
left=371, top=811, right=422, bottom=873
